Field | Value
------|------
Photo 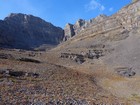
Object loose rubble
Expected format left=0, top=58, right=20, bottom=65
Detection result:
left=0, top=69, right=39, bottom=78
left=0, top=53, right=14, bottom=59
left=60, top=50, right=103, bottom=64
left=115, top=67, right=136, bottom=77
left=17, top=57, right=41, bottom=63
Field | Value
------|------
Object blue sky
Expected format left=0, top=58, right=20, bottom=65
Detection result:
left=0, top=0, right=131, bottom=28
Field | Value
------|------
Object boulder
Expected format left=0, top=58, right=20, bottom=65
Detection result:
left=115, top=67, right=136, bottom=77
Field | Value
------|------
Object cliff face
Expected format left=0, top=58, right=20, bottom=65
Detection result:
left=63, top=23, right=75, bottom=41
left=0, top=1, right=139, bottom=50
left=63, top=15, right=108, bottom=41
left=63, top=0, right=140, bottom=41
left=0, top=13, right=64, bottom=50
left=57, top=0, right=140, bottom=75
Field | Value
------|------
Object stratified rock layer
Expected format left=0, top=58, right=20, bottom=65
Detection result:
left=63, top=0, right=140, bottom=41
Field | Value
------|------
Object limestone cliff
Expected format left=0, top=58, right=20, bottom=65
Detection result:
left=63, top=15, right=108, bottom=41
left=63, top=0, right=140, bottom=41
left=63, top=23, right=75, bottom=41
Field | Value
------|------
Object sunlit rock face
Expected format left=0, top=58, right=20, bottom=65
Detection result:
left=0, top=13, right=64, bottom=50
left=63, top=23, right=75, bottom=41
left=63, top=0, right=140, bottom=41
left=63, top=15, right=108, bottom=41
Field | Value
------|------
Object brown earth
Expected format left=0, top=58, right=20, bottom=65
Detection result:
left=0, top=48, right=138, bottom=104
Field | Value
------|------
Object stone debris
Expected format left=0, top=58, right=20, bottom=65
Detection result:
left=0, top=69, right=39, bottom=78
left=60, top=53, right=85, bottom=64
left=0, top=53, right=14, bottom=59
left=17, top=57, right=41, bottom=63
left=60, top=50, right=103, bottom=64
left=45, top=98, right=89, bottom=105
left=87, top=50, right=103, bottom=59
left=115, top=67, right=136, bottom=77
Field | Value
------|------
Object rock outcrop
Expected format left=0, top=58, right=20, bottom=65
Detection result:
left=115, top=67, right=136, bottom=77
left=63, top=0, right=140, bottom=41
left=63, top=15, right=108, bottom=41
left=63, top=23, right=75, bottom=41
left=0, top=13, right=64, bottom=50
left=73, top=19, right=86, bottom=35
left=0, top=1, right=140, bottom=50
left=0, top=69, right=39, bottom=78
left=59, top=0, right=140, bottom=75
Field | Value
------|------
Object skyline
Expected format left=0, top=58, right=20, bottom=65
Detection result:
left=0, top=0, right=131, bottom=28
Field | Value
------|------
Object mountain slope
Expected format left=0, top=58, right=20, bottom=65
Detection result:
left=48, top=1, right=140, bottom=103
left=0, top=13, right=64, bottom=50
left=0, top=1, right=140, bottom=104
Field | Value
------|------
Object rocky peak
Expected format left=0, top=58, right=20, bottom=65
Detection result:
left=73, top=19, right=85, bottom=35
left=5, top=13, right=33, bottom=20
left=74, top=19, right=85, bottom=28
left=4, top=13, right=53, bottom=26
left=93, top=14, right=108, bottom=22
left=63, top=0, right=140, bottom=41
left=5, top=13, right=29, bottom=22
left=63, top=14, right=108, bottom=40
left=0, top=13, right=64, bottom=50
left=63, top=23, right=75, bottom=41
left=63, top=19, right=86, bottom=41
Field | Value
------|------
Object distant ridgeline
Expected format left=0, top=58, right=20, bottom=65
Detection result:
left=63, top=0, right=140, bottom=41
left=0, top=0, right=139, bottom=50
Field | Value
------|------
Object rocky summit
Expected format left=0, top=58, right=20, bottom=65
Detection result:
left=0, top=1, right=140, bottom=105
left=0, top=13, right=64, bottom=50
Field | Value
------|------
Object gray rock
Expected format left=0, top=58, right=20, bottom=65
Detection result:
left=63, top=1, right=140, bottom=42
left=17, top=57, right=41, bottom=63
left=63, top=23, right=75, bottom=41
left=60, top=53, right=85, bottom=64
left=115, top=67, right=136, bottom=77
left=73, top=19, right=86, bottom=35
left=63, top=14, right=108, bottom=38
left=0, top=69, right=39, bottom=78
left=0, top=13, right=64, bottom=50
left=0, top=53, right=13, bottom=59
left=93, top=14, right=108, bottom=23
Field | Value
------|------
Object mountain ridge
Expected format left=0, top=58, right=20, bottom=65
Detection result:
left=0, top=13, right=64, bottom=50
left=0, top=1, right=140, bottom=104
left=0, top=1, right=139, bottom=51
